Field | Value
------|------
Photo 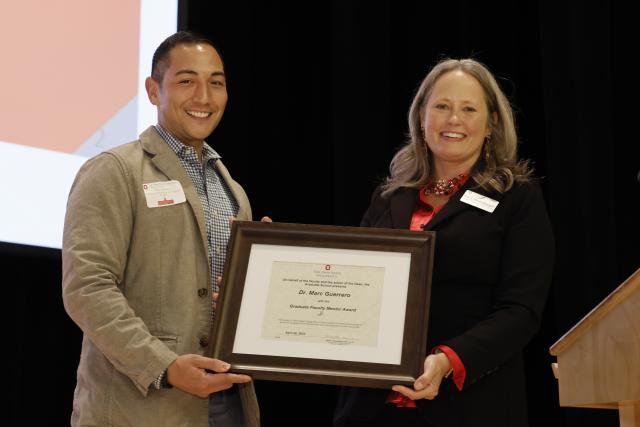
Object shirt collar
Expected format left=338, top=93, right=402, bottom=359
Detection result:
left=154, top=125, right=222, bottom=163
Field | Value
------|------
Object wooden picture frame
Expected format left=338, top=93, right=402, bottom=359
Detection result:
left=210, top=221, right=435, bottom=388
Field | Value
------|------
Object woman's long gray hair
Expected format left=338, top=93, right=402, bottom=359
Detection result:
left=382, top=58, right=532, bottom=196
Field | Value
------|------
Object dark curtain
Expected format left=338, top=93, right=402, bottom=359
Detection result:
left=5, top=1, right=637, bottom=425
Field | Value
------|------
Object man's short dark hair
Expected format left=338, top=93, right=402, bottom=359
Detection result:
left=151, top=31, right=222, bottom=83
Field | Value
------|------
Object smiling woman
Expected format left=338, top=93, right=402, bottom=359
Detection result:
left=383, top=59, right=531, bottom=199
left=333, top=59, right=555, bottom=427
left=421, top=70, right=492, bottom=178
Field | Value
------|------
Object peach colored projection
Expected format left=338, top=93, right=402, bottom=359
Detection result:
left=0, top=0, right=140, bottom=153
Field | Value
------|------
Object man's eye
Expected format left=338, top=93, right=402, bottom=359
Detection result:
left=179, top=79, right=192, bottom=85
left=211, top=80, right=225, bottom=87
left=434, top=104, right=448, bottom=110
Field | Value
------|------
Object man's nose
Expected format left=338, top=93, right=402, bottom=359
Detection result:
left=193, top=82, right=209, bottom=104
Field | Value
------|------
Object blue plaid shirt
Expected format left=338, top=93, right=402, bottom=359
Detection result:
left=154, top=125, right=238, bottom=297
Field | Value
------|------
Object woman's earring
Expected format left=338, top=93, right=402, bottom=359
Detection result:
left=484, top=134, right=492, bottom=162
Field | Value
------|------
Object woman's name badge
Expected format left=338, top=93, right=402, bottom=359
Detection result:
left=143, top=180, right=186, bottom=208
left=460, top=190, right=499, bottom=213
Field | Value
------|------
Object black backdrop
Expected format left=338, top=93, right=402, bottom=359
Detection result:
left=5, top=1, right=638, bottom=426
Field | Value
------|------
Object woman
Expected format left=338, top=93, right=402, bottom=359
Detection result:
left=333, top=59, right=555, bottom=427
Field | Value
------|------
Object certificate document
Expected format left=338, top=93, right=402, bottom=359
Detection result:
left=232, top=243, right=411, bottom=364
left=211, top=221, right=435, bottom=387
left=261, top=261, right=384, bottom=346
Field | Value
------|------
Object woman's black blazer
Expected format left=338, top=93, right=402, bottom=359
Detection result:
left=334, top=179, right=555, bottom=427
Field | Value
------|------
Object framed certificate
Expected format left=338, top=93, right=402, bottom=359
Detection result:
left=210, top=221, right=435, bottom=388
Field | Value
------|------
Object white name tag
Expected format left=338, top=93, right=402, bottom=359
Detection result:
left=143, top=180, right=186, bottom=208
left=460, top=190, right=499, bottom=213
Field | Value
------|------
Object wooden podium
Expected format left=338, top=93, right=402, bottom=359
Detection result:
left=550, top=268, right=640, bottom=426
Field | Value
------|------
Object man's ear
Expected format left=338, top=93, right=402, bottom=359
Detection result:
left=145, top=77, right=159, bottom=106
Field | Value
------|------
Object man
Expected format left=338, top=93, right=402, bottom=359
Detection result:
left=62, top=31, right=260, bottom=426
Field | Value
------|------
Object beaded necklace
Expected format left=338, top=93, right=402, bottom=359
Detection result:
left=423, top=174, right=468, bottom=196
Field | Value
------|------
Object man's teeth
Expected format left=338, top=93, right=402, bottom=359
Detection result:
left=442, top=132, right=464, bottom=138
left=187, top=111, right=211, bottom=118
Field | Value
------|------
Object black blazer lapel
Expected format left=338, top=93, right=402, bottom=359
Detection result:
left=389, top=187, right=418, bottom=229
left=425, top=180, right=504, bottom=231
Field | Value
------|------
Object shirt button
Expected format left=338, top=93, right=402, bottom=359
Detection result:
left=215, top=247, right=220, bottom=254
left=198, top=288, right=208, bottom=297
left=199, top=336, right=209, bottom=348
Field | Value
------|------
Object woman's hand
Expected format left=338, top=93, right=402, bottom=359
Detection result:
left=391, top=352, right=452, bottom=400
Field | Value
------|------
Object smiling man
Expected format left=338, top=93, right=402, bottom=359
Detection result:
left=62, top=32, right=259, bottom=426
left=146, top=37, right=228, bottom=160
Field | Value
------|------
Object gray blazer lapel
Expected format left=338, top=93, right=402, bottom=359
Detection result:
left=138, top=127, right=209, bottom=247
